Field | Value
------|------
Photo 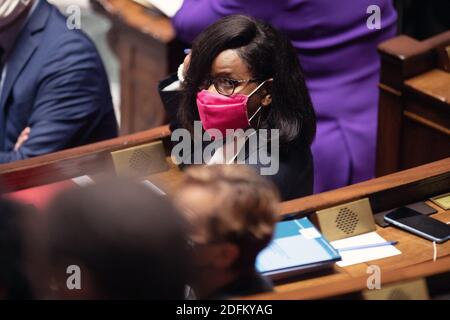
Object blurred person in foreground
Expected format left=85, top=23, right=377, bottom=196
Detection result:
left=174, top=164, right=279, bottom=299
left=0, top=198, right=37, bottom=299
left=44, top=179, right=190, bottom=299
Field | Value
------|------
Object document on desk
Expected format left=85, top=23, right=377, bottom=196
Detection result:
left=330, top=232, right=401, bottom=267
left=256, top=218, right=341, bottom=279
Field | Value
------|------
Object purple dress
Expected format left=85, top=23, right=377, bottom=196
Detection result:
left=173, top=0, right=397, bottom=193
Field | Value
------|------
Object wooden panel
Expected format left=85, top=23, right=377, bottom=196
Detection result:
left=0, top=126, right=171, bottom=193
left=116, top=29, right=168, bottom=133
left=376, top=32, right=450, bottom=177
left=144, top=158, right=450, bottom=221
left=146, top=157, right=450, bottom=215
left=91, top=0, right=186, bottom=134
left=362, top=278, right=430, bottom=300
left=405, top=69, right=450, bottom=103
left=378, top=31, right=450, bottom=86
left=280, top=158, right=450, bottom=217
left=400, top=116, right=450, bottom=170
left=244, top=257, right=450, bottom=300
left=145, top=156, right=184, bottom=194
left=398, top=70, right=450, bottom=170
left=376, top=84, right=403, bottom=175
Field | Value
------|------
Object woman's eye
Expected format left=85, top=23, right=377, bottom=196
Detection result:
left=225, top=80, right=237, bottom=89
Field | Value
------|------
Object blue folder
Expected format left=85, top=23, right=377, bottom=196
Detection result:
left=256, top=217, right=341, bottom=280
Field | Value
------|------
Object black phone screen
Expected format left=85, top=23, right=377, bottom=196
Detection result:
left=385, top=207, right=450, bottom=239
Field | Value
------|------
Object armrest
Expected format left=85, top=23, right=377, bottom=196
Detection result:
left=378, top=31, right=450, bottom=89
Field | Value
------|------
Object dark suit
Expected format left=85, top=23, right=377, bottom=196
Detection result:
left=0, top=0, right=118, bottom=163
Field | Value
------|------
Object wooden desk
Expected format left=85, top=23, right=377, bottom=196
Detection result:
left=246, top=255, right=450, bottom=300
left=245, top=158, right=450, bottom=300
left=376, top=31, right=450, bottom=177
left=91, top=0, right=186, bottom=135
left=1, top=132, right=449, bottom=299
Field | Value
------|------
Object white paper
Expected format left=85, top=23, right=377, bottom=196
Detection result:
left=145, top=0, right=184, bottom=17
left=299, top=227, right=322, bottom=239
left=71, top=175, right=94, bottom=187
left=330, top=232, right=401, bottom=267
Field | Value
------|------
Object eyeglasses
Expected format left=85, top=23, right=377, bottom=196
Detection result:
left=203, top=77, right=260, bottom=96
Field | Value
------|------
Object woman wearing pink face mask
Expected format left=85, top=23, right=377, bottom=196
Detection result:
left=176, top=15, right=316, bottom=201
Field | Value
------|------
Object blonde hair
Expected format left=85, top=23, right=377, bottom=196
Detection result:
left=176, top=164, right=280, bottom=266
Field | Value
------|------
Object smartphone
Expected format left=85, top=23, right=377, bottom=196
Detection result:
left=384, top=207, right=450, bottom=243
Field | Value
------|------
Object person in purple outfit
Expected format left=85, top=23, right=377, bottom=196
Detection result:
left=173, top=0, right=397, bottom=192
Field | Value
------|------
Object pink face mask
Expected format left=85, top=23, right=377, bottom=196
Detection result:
left=196, top=80, right=268, bottom=139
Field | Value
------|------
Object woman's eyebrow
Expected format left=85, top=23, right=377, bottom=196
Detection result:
left=213, top=71, right=233, bottom=77
left=212, top=71, right=244, bottom=79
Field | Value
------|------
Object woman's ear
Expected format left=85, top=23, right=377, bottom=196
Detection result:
left=261, top=94, right=272, bottom=107
left=261, top=79, right=273, bottom=107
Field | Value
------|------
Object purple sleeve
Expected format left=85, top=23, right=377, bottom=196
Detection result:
left=172, top=0, right=286, bottom=43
